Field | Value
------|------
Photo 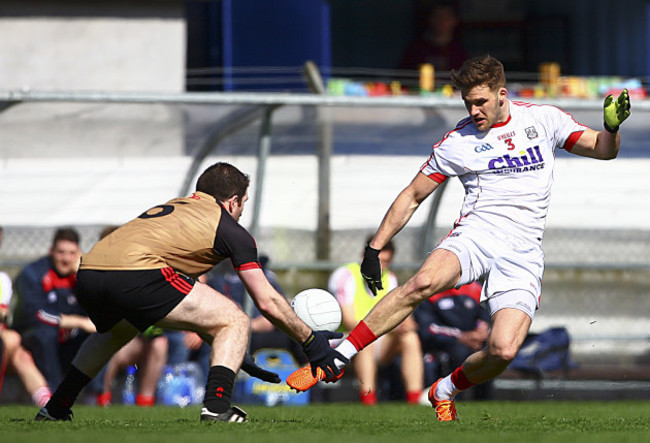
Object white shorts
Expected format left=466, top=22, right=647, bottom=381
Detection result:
left=435, top=224, right=543, bottom=320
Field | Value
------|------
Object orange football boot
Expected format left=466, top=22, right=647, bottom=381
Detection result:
left=428, top=378, right=458, bottom=421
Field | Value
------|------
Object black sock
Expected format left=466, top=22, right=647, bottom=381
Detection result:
left=46, top=365, right=92, bottom=417
left=203, top=365, right=235, bottom=413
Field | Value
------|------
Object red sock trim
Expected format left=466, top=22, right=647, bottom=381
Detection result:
left=136, top=394, right=155, bottom=407
left=406, top=391, right=421, bottom=404
left=360, top=390, right=377, bottom=405
left=347, top=321, right=378, bottom=351
left=96, top=392, right=112, bottom=406
left=450, top=366, right=475, bottom=391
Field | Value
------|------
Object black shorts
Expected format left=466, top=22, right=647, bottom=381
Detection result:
left=76, top=267, right=195, bottom=333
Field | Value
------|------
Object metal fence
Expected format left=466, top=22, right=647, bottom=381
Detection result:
left=1, top=90, right=649, bottom=364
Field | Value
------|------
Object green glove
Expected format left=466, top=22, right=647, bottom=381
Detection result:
left=142, top=325, right=164, bottom=338
left=603, top=88, right=631, bottom=133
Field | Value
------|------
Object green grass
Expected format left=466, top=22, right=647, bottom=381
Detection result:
left=1, top=401, right=649, bottom=443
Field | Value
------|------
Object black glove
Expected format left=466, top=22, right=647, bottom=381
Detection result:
left=241, top=353, right=281, bottom=384
left=360, top=242, right=383, bottom=296
left=301, top=330, right=349, bottom=379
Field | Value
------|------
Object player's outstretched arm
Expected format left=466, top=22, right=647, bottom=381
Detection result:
left=239, top=268, right=349, bottom=381
left=239, top=267, right=312, bottom=342
left=373, top=173, right=440, bottom=244
left=570, top=89, right=631, bottom=160
left=362, top=172, right=439, bottom=295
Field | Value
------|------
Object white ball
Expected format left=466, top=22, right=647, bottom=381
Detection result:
left=291, top=288, right=342, bottom=332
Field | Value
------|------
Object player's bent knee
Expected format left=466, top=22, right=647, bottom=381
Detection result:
left=207, top=307, right=250, bottom=338
left=401, top=330, right=420, bottom=347
left=488, top=343, right=518, bottom=363
left=14, top=347, right=35, bottom=367
left=406, top=272, right=448, bottom=302
left=231, top=307, right=251, bottom=330
left=1, top=329, right=22, bottom=351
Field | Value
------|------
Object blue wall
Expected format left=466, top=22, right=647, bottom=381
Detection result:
left=222, top=0, right=330, bottom=91
left=529, top=0, right=648, bottom=77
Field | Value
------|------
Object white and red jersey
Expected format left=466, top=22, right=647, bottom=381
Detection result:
left=421, top=99, right=588, bottom=242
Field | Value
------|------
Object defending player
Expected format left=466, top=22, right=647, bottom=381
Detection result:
left=37, top=162, right=347, bottom=422
left=287, top=55, right=630, bottom=421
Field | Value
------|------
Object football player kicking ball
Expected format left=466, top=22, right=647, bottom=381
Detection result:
left=287, top=54, right=630, bottom=421
left=36, top=162, right=347, bottom=423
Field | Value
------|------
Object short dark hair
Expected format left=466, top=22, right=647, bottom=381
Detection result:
left=450, top=54, right=506, bottom=93
left=52, top=227, right=80, bottom=246
left=196, top=162, right=250, bottom=202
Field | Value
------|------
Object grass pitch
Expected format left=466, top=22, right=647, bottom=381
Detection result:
left=1, top=401, right=648, bottom=443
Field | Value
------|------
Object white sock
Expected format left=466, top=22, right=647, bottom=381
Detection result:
left=335, top=339, right=358, bottom=368
left=32, top=386, right=52, bottom=407
left=435, top=375, right=457, bottom=401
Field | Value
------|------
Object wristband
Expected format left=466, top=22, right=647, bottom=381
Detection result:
left=364, top=242, right=380, bottom=257
left=604, top=121, right=619, bottom=133
left=302, top=332, right=315, bottom=347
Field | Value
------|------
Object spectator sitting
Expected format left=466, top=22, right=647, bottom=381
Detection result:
left=12, top=227, right=96, bottom=388
left=96, top=326, right=168, bottom=406
left=398, top=1, right=467, bottom=72
left=1, top=226, right=52, bottom=407
left=413, top=281, right=493, bottom=400
left=328, top=239, right=423, bottom=405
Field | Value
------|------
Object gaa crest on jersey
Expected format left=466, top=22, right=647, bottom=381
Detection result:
left=525, top=126, right=539, bottom=140
left=474, top=143, right=494, bottom=153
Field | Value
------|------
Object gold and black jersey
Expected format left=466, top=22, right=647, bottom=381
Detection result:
left=81, top=191, right=260, bottom=278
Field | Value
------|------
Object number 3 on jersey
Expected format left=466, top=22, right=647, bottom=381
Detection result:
left=504, top=138, right=515, bottom=150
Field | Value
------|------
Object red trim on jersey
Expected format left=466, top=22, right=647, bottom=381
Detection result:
left=428, top=173, right=448, bottom=184
left=160, top=267, right=193, bottom=295
left=431, top=118, right=472, bottom=150
left=421, top=121, right=470, bottom=180
left=235, top=261, right=261, bottom=271
left=511, top=100, right=588, bottom=128
left=439, top=214, right=466, bottom=243
left=563, top=130, right=585, bottom=152
left=491, top=113, right=511, bottom=128
left=511, top=100, right=536, bottom=108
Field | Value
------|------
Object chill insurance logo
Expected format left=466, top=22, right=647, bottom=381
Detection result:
left=487, top=146, right=545, bottom=174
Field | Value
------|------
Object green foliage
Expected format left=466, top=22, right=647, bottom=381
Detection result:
left=2, top=401, right=649, bottom=443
